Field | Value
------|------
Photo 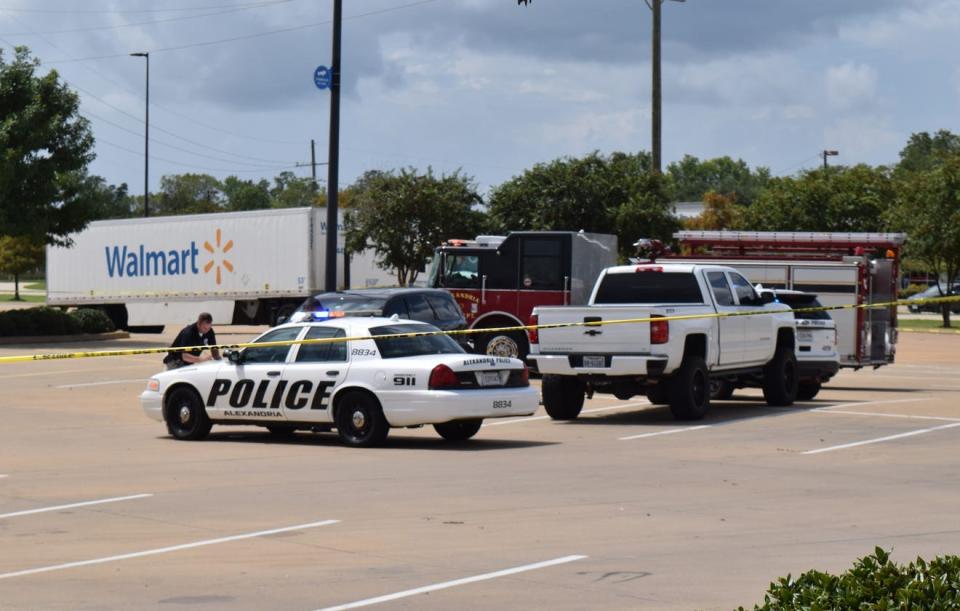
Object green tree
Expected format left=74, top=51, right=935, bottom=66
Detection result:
left=741, top=164, right=894, bottom=232
left=666, top=155, right=770, bottom=205
left=271, top=171, right=319, bottom=208
left=82, top=176, right=135, bottom=220
left=887, top=155, right=960, bottom=327
left=345, top=168, right=487, bottom=286
left=488, top=151, right=678, bottom=257
left=0, top=235, right=44, bottom=300
left=222, top=176, right=272, bottom=211
left=156, top=174, right=224, bottom=215
left=684, top=191, right=742, bottom=231
left=0, top=47, right=96, bottom=245
left=897, top=130, right=960, bottom=174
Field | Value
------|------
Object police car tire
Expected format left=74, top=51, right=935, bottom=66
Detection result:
left=762, top=348, right=798, bottom=407
left=335, top=391, right=389, bottom=447
left=165, top=387, right=212, bottom=441
left=433, top=419, right=483, bottom=441
left=542, top=375, right=584, bottom=420
left=668, top=356, right=709, bottom=421
left=796, top=381, right=821, bottom=401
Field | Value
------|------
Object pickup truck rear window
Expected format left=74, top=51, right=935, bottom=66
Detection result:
left=594, top=272, right=704, bottom=304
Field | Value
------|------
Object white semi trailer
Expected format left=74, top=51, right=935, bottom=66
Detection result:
left=46, top=207, right=395, bottom=330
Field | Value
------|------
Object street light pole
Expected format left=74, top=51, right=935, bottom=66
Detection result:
left=822, top=149, right=839, bottom=170
left=325, top=0, right=342, bottom=291
left=130, top=52, right=150, bottom=217
left=646, top=0, right=684, bottom=175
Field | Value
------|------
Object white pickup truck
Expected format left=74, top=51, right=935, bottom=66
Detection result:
left=527, top=263, right=798, bottom=420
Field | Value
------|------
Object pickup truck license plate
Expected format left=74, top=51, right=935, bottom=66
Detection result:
left=478, top=371, right=502, bottom=386
left=582, top=355, right=605, bottom=368
left=797, top=330, right=814, bottom=341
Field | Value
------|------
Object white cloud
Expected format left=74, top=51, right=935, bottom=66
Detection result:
left=825, top=62, right=878, bottom=110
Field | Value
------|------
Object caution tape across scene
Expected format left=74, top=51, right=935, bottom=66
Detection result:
left=1, top=295, right=959, bottom=365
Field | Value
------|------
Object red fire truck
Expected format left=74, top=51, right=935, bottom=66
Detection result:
left=664, top=230, right=907, bottom=369
left=427, top=231, right=618, bottom=359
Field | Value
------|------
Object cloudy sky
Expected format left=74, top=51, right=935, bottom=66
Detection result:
left=1, top=0, right=957, bottom=197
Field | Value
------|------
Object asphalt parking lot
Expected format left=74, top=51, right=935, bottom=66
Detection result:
left=1, top=330, right=959, bottom=610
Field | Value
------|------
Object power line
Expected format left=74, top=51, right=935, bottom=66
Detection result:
left=45, top=0, right=442, bottom=64
left=97, top=137, right=298, bottom=174
left=0, top=0, right=293, bottom=14
left=0, top=1, right=297, bottom=36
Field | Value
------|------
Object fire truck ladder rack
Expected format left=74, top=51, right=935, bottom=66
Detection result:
left=674, top=231, right=907, bottom=261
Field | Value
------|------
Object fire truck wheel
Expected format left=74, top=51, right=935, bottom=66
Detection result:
left=762, top=348, right=798, bottom=407
left=796, top=381, right=821, bottom=401
left=542, top=375, right=584, bottom=420
left=480, top=331, right=528, bottom=360
left=710, top=379, right=735, bottom=400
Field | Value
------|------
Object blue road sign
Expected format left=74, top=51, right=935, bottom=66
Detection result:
left=314, top=65, right=332, bottom=90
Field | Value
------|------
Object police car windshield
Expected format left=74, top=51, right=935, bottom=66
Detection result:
left=776, top=293, right=831, bottom=320
left=369, top=324, right=464, bottom=359
left=300, top=295, right=388, bottom=315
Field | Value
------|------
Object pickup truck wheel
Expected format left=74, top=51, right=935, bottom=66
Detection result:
left=542, top=375, right=585, bottom=420
left=710, top=379, right=735, bottom=400
left=646, top=383, right=669, bottom=405
left=797, top=381, right=821, bottom=401
left=762, top=349, right=798, bottom=407
left=668, top=356, right=709, bottom=420
left=434, top=419, right=483, bottom=441
left=164, top=387, right=212, bottom=441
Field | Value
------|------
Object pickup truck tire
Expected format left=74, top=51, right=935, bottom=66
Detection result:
left=710, top=379, right=735, bottom=401
left=797, top=381, right=821, bottom=401
left=542, top=375, right=585, bottom=420
left=762, top=348, right=798, bottom=407
left=646, top=383, right=670, bottom=405
left=668, top=356, right=709, bottom=420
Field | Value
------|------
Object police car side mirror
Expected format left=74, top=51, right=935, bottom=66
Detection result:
left=227, top=350, right=242, bottom=365
left=760, top=292, right=776, bottom=304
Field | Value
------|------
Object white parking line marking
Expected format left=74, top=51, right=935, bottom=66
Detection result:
left=619, top=425, right=712, bottom=441
left=0, top=493, right=153, bottom=520
left=0, top=520, right=339, bottom=580
left=816, top=398, right=933, bottom=411
left=804, top=422, right=960, bottom=455
left=812, top=409, right=960, bottom=423
left=0, top=475, right=7, bottom=479
left=315, top=555, right=587, bottom=611
left=484, top=401, right=651, bottom=427
left=54, top=379, right=146, bottom=389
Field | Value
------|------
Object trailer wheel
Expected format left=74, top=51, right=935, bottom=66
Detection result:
left=668, top=356, right=709, bottom=420
left=796, top=381, right=821, bottom=401
left=542, top=375, right=584, bottom=420
left=762, top=348, right=798, bottom=407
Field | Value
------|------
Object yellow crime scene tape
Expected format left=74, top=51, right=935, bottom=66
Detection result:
left=1, top=295, right=958, bottom=365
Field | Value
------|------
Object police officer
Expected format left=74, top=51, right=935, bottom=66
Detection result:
left=163, top=312, right=221, bottom=370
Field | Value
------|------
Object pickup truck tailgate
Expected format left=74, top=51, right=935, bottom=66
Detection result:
left=536, top=307, right=654, bottom=354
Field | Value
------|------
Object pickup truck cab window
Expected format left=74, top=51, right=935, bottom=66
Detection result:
left=707, top=271, right=735, bottom=306
left=729, top=273, right=759, bottom=306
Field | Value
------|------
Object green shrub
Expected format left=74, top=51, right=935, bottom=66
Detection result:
left=740, top=548, right=960, bottom=610
left=69, top=308, right=116, bottom=334
left=899, top=283, right=928, bottom=299
left=0, top=307, right=85, bottom=336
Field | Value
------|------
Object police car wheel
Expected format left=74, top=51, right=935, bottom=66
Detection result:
left=433, top=419, right=483, bottom=441
left=164, top=387, right=212, bottom=441
left=335, top=392, right=389, bottom=447
left=266, top=425, right=298, bottom=437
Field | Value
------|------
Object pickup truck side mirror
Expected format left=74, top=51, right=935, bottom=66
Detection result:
left=226, top=349, right=243, bottom=365
left=760, top=292, right=776, bottom=305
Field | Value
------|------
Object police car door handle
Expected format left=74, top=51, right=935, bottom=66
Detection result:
left=267, top=371, right=281, bottom=377
left=326, top=370, right=340, bottom=376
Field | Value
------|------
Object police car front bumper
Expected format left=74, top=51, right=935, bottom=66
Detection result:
left=140, top=390, right=164, bottom=422
left=378, top=386, right=539, bottom=427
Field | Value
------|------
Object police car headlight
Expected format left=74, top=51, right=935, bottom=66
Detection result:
left=146, top=378, right=160, bottom=393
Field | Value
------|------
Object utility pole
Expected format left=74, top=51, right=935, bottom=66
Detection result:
left=325, top=0, right=343, bottom=291
left=130, top=52, right=150, bottom=216
left=822, top=149, right=839, bottom=170
left=310, top=139, right=318, bottom=190
left=651, top=0, right=662, bottom=174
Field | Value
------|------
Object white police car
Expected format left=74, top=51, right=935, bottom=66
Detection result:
left=141, top=317, right=538, bottom=447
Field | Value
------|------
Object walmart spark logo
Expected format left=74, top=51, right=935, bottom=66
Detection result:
left=203, top=229, right=234, bottom=285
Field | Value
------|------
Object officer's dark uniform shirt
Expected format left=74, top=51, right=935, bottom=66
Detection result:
left=164, top=323, right=216, bottom=364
